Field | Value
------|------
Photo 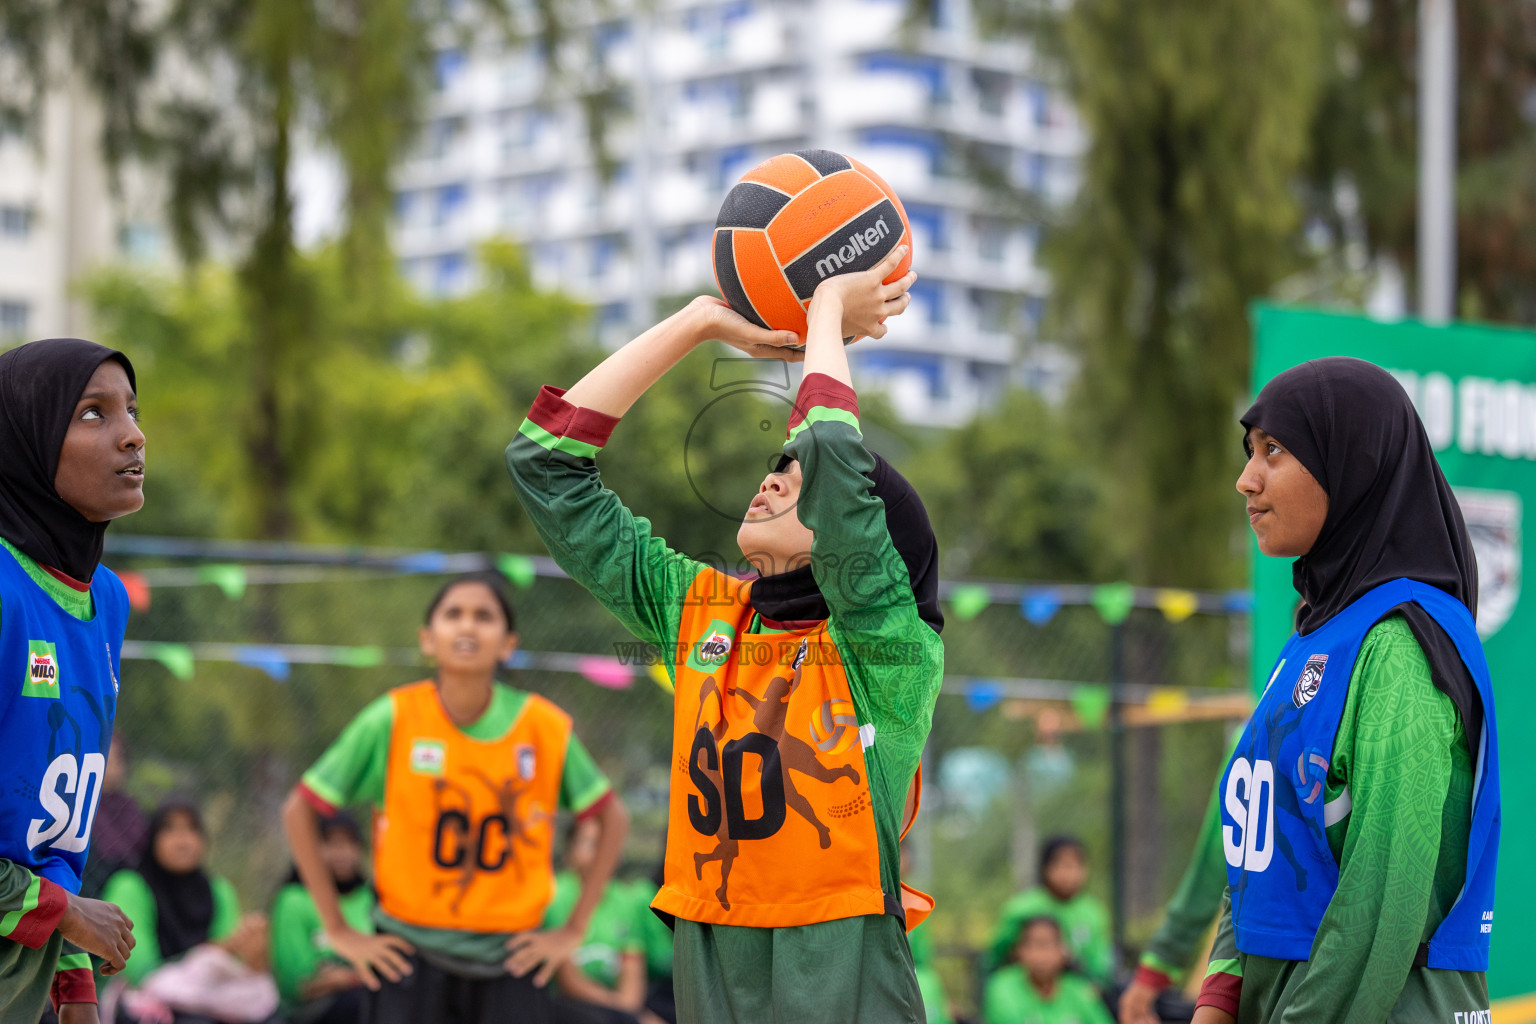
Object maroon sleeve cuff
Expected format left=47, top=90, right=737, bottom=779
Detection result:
left=575, top=789, right=616, bottom=822
left=52, top=967, right=97, bottom=1008
left=527, top=385, right=620, bottom=448
left=787, top=373, right=859, bottom=436
left=9, top=878, right=68, bottom=948
left=1134, top=964, right=1173, bottom=992
left=295, top=782, right=338, bottom=818
left=1195, top=971, right=1242, bottom=1018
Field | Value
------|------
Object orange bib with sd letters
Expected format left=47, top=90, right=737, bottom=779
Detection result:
left=375, top=681, right=569, bottom=933
left=655, top=568, right=893, bottom=929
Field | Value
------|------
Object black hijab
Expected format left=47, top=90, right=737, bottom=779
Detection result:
left=1242, top=357, right=1482, bottom=744
left=0, top=338, right=137, bottom=582
left=138, top=800, right=216, bottom=961
left=754, top=451, right=944, bottom=634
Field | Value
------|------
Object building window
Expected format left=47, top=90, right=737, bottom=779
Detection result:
left=434, top=49, right=467, bottom=92
left=976, top=219, right=1008, bottom=263
left=0, top=205, right=32, bottom=239
left=973, top=70, right=1008, bottom=117
left=434, top=183, right=467, bottom=228
left=0, top=301, right=29, bottom=338
left=434, top=252, right=468, bottom=294
left=910, top=279, right=947, bottom=325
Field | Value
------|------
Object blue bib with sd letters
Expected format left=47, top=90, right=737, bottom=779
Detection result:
left=1220, top=578, right=1499, bottom=970
left=0, top=544, right=128, bottom=892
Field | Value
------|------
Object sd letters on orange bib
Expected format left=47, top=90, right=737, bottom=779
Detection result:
left=374, top=681, right=570, bottom=933
left=656, top=569, right=929, bottom=931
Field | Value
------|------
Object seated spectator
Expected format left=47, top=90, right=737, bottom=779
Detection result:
left=546, top=819, right=655, bottom=1024
left=988, top=836, right=1112, bottom=986
left=102, top=800, right=278, bottom=1023
left=270, top=812, right=372, bottom=1024
left=983, top=916, right=1111, bottom=1024
left=628, top=865, right=675, bottom=1024
left=80, top=735, right=149, bottom=899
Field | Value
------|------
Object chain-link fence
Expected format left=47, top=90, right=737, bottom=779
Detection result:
left=100, top=535, right=1252, bottom=1018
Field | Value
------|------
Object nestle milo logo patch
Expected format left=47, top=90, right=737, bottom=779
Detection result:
left=23, top=641, right=59, bottom=699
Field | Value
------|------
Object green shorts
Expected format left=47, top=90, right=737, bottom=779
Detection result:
left=672, top=914, right=924, bottom=1024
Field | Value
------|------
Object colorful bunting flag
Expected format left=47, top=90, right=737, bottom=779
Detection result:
left=1155, top=588, right=1199, bottom=623
left=576, top=655, right=633, bottom=689
left=235, top=646, right=292, bottom=682
left=334, top=646, right=384, bottom=668
left=648, top=662, right=675, bottom=694
left=1070, top=685, right=1112, bottom=730
left=196, top=564, right=247, bottom=601
left=119, top=571, right=151, bottom=612
left=1021, top=589, right=1061, bottom=625
left=948, top=584, right=992, bottom=622
left=1090, top=582, right=1135, bottom=625
left=965, top=679, right=1004, bottom=713
left=143, top=642, right=195, bottom=681
left=497, top=553, right=538, bottom=589
left=397, top=551, right=449, bottom=573
left=1146, top=687, right=1189, bottom=716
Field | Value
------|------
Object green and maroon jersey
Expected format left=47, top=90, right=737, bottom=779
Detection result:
left=506, top=372, right=944, bottom=1023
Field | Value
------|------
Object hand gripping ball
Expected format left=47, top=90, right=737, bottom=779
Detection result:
left=712, top=149, right=913, bottom=336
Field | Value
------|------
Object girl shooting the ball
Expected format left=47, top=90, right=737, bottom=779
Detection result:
left=506, top=241, right=944, bottom=1024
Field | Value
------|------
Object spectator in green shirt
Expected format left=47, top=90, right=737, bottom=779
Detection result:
left=984, top=916, right=1112, bottom=1024
left=988, top=838, right=1112, bottom=987
left=102, top=801, right=274, bottom=1022
left=546, top=818, right=654, bottom=1024
left=270, top=811, right=373, bottom=1024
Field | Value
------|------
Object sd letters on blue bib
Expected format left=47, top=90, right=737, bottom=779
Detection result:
left=0, top=546, right=127, bottom=892
left=1220, top=578, right=1500, bottom=971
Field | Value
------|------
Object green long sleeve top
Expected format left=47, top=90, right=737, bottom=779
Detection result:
left=1196, top=615, right=1486, bottom=1023
left=982, top=967, right=1113, bottom=1024
left=269, top=882, right=374, bottom=1007
left=506, top=373, right=944, bottom=1023
left=988, top=888, right=1113, bottom=987
left=100, top=869, right=242, bottom=986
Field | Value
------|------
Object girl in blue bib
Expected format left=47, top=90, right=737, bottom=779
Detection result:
left=0, top=340, right=146, bottom=1024
left=1193, top=358, right=1498, bottom=1024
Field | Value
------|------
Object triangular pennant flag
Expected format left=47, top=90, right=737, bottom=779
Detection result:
left=648, top=661, right=674, bottom=694
left=1021, top=589, right=1061, bottom=626
left=1070, top=684, right=1111, bottom=730
left=965, top=679, right=1004, bottom=713
left=577, top=655, right=634, bottom=689
left=1155, top=588, right=1199, bottom=623
left=497, top=553, right=537, bottom=589
left=235, top=646, right=292, bottom=682
left=1147, top=687, right=1189, bottom=716
left=397, top=551, right=449, bottom=573
left=506, top=649, right=533, bottom=669
left=334, top=645, right=385, bottom=668
left=948, top=584, right=992, bottom=622
left=1223, top=590, right=1255, bottom=613
left=1090, top=582, right=1135, bottom=625
left=197, top=564, right=248, bottom=601
left=145, top=642, right=195, bottom=681
left=118, top=571, right=151, bottom=612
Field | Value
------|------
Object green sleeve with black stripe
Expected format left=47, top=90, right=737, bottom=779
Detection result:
left=505, top=386, right=709, bottom=675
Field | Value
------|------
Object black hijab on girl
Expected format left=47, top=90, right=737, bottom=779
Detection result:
left=754, top=451, right=943, bottom=634
left=138, top=800, right=216, bottom=963
left=0, top=338, right=137, bottom=582
left=1242, top=357, right=1482, bottom=743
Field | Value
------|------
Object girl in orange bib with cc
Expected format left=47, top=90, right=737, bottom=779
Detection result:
left=281, top=572, right=629, bottom=1024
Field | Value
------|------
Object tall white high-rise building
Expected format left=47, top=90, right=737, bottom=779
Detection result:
left=391, top=0, right=1082, bottom=424
left=0, top=78, right=163, bottom=345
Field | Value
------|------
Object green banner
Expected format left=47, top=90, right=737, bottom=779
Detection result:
left=1253, top=304, right=1535, bottom=997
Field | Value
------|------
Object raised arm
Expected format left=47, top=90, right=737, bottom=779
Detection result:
left=506, top=299, right=799, bottom=654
